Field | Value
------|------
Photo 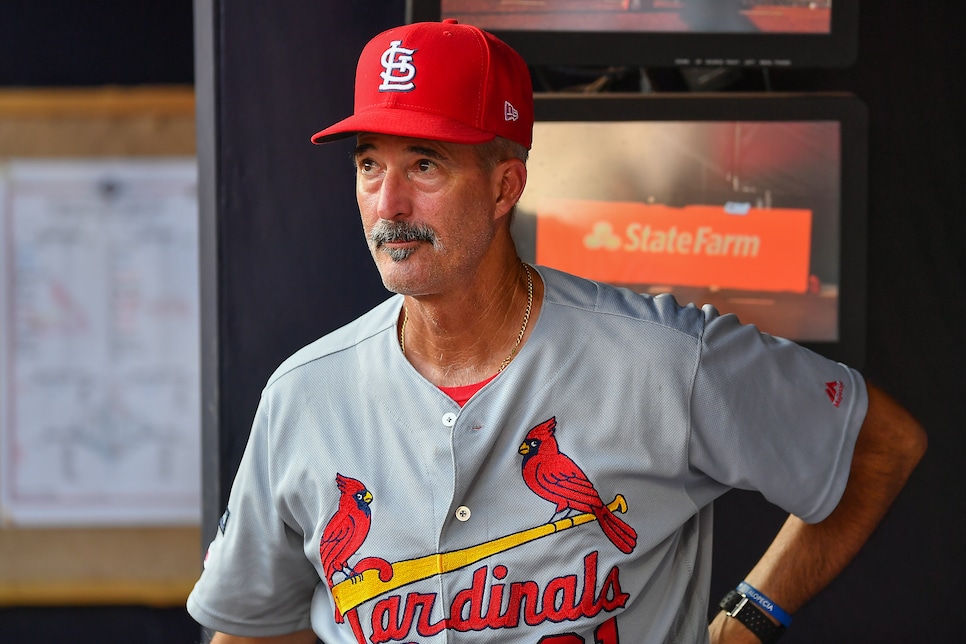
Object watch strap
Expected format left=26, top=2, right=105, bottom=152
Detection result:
left=719, top=589, right=786, bottom=644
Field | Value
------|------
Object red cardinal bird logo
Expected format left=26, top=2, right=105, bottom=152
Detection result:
left=519, top=417, right=638, bottom=554
left=320, top=474, right=373, bottom=586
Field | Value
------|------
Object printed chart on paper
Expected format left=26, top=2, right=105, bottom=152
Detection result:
left=0, top=159, right=200, bottom=525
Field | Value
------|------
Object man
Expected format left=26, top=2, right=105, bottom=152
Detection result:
left=187, top=19, right=926, bottom=644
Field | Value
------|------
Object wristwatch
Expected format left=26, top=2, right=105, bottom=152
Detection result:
left=719, top=589, right=786, bottom=643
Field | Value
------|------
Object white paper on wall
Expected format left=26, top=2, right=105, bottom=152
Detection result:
left=0, top=158, right=201, bottom=526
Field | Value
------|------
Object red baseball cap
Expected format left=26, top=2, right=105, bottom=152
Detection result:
left=311, top=20, right=533, bottom=149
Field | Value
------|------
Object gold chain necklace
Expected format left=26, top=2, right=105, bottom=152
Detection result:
left=399, top=264, right=533, bottom=373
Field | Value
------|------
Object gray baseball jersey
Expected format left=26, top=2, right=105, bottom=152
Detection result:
left=187, top=265, right=867, bottom=643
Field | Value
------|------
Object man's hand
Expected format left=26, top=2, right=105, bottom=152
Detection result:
left=709, top=381, right=926, bottom=642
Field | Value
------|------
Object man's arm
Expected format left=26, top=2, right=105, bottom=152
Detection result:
left=709, top=381, right=927, bottom=643
left=209, top=630, right=317, bottom=644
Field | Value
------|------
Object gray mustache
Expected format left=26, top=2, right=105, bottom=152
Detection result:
left=370, top=221, right=437, bottom=246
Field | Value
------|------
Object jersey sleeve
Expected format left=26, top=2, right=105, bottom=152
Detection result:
left=186, top=393, right=319, bottom=637
left=687, top=309, right=868, bottom=523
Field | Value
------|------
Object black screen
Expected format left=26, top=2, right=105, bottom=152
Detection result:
left=408, top=1, right=859, bottom=68
left=511, top=93, right=867, bottom=366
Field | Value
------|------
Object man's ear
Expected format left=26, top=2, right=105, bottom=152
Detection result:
left=493, top=158, right=527, bottom=220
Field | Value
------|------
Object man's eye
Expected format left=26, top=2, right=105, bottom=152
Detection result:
left=357, top=159, right=376, bottom=173
left=416, top=159, right=436, bottom=172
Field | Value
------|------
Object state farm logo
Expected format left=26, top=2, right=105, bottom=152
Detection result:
left=581, top=220, right=760, bottom=257
left=584, top=222, right=622, bottom=250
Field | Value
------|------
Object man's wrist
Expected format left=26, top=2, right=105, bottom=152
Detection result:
left=735, top=581, right=793, bottom=627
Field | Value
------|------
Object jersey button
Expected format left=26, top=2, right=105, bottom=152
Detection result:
left=441, top=412, right=457, bottom=427
left=455, top=506, right=471, bottom=522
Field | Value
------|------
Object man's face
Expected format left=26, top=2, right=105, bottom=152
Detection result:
left=354, top=133, right=500, bottom=296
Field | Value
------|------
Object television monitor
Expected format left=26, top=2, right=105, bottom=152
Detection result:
left=407, top=1, right=859, bottom=68
left=511, top=93, right=867, bottom=367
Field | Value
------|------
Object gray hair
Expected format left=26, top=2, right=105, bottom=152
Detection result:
left=476, top=136, right=529, bottom=173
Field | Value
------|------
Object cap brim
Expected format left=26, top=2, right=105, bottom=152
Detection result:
left=311, top=107, right=496, bottom=146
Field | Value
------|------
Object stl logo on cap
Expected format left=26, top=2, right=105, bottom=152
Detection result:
left=378, top=40, right=417, bottom=92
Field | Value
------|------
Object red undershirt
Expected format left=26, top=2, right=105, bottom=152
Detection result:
left=437, top=373, right=498, bottom=407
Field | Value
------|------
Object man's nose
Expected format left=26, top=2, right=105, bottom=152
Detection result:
left=375, top=168, right=410, bottom=220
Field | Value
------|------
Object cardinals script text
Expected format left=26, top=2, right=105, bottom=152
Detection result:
left=366, top=552, right=628, bottom=642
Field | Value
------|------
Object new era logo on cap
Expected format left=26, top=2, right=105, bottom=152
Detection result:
left=505, top=101, right=519, bottom=122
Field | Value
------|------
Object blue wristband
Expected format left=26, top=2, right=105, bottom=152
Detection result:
left=736, top=581, right=793, bottom=627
